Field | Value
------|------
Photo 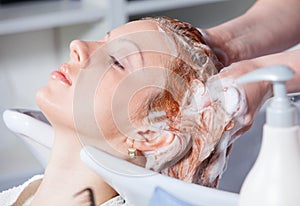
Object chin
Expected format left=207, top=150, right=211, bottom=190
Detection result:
left=35, top=86, right=74, bottom=130
left=35, top=87, right=55, bottom=125
left=36, top=86, right=50, bottom=112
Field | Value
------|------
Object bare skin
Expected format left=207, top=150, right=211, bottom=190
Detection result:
left=203, top=0, right=300, bottom=131
left=26, top=2, right=300, bottom=202
left=216, top=49, right=300, bottom=136
left=32, top=20, right=162, bottom=206
left=30, top=17, right=252, bottom=205
left=30, top=129, right=117, bottom=206
left=205, top=0, right=300, bottom=66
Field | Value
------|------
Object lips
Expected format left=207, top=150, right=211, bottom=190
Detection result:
left=51, top=64, right=72, bottom=86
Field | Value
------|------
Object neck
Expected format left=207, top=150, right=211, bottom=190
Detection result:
left=31, top=126, right=117, bottom=206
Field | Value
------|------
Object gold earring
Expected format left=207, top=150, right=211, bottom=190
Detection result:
left=128, top=148, right=137, bottom=159
left=127, top=139, right=137, bottom=159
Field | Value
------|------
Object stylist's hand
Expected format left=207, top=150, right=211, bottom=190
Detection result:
left=202, top=0, right=300, bottom=67
left=202, top=29, right=233, bottom=67
left=216, top=47, right=300, bottom=134
left=218, top=60, right=273, bottom=134
left=197, top=27, right=236, bottom=68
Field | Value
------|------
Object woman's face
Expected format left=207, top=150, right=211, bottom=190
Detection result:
left=36, top=20, right=174, bottom=156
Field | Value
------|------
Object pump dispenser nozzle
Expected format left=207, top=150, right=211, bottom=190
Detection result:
left=237, top=65, right=296, bottom=127
left=237, top=65, right=300, bottom=206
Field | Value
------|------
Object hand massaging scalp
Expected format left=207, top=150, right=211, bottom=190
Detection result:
left=140, top=75, right=248, bottom=184
left=131, top=17, right=249, bottom=186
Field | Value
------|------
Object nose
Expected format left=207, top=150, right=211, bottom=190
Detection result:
left=69, top=40, right=96, bottom=68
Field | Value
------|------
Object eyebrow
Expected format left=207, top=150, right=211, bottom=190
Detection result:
left=121, top=38, right=145, bottom=66
left=106, top=31, right=145, bottom=66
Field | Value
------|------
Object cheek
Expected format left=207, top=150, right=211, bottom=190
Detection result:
left=94, top=88, right=113, bottom=130
left=93, top=77, right=143, bottom=139
left=94, top=73, right=121, bottom=138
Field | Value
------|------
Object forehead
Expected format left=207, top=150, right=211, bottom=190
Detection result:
left=105, top=19, right=177, bottom=68
left=107, top=20, right=159, bottom=40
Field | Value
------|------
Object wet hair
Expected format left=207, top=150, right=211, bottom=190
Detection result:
left=138, top=17, right=235, bottom=187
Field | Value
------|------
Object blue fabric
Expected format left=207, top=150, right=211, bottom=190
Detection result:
left=148, top=187, right=199, bottom=206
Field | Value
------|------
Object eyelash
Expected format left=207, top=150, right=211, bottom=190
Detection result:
left=110, top=55, right=125, bottom=70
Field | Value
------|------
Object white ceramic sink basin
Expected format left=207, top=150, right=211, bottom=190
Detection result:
left=3, top=105, right=299, bottom=205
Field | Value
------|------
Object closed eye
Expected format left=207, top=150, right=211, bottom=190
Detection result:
left=110, top=55, right=125, bottom=70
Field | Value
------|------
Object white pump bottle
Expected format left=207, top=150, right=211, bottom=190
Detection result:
left=237, top=65, right=300, bottom=206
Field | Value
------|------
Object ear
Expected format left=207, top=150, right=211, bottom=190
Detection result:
left=134, top=130, right=193, bottom=171
left=131, top=130, right=175, bottom=152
